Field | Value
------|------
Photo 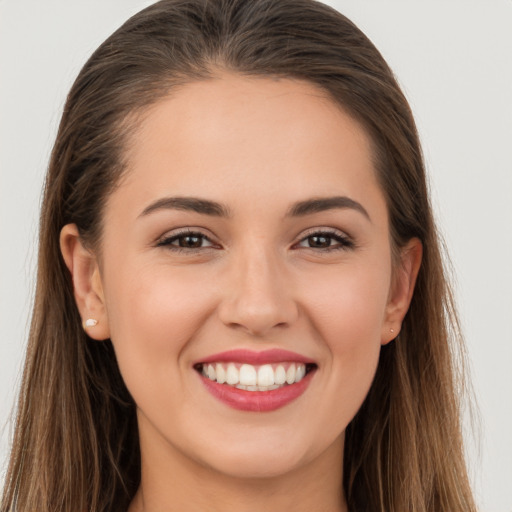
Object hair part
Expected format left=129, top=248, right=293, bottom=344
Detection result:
left=2, top=1, right=476, bottom=511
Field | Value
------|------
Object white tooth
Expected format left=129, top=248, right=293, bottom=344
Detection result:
left=275, top=365, right=286, bottom=385
left=295, top=364, right=306, bottom=382
left=216, top=363, right=226, bottom=384
left=257, top=364, right=275, bottom=387
left=268, top=384, right=279, bottom=390
left=226, top=363, right=239, bottom=385
left=202, top=364, right=208, bottom=377
left=239, top=364, right=257, bottom=386
left=207, top=364, right=216, bottom=381
left=235, top=384, right=247, bottom=390
left=286, top=364, right=296, bottom=384
left=247, top=385, right=259, bottom=391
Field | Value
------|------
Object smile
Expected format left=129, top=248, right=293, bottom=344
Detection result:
left=198, top=362, right=310, bottom=391
left=194, top=350, right=317, bottom=412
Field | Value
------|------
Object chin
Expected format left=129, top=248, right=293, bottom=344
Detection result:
left=199, top=447, right=308, bottom=480
left=186, top=425, right=338, bottom=481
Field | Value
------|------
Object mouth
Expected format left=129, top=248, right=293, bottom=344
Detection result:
left=193, top=349, right=317, bottom=412
left=194, top=361, right=316, bottom=391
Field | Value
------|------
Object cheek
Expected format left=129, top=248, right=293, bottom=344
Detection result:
left=102, top=262, right=217, bottom=394
left=107, top=260, right=213, bottom=337
left=299, top=260, right=390, bottom=417
left=302, top=257, right=391, bottom=344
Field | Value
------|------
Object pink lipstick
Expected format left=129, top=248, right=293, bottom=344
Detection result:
left=194, top=349, right=317, bottom=412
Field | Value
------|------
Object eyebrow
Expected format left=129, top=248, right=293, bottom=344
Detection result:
left=139, top=195, right=370, bottom=221
left=139, top=196, right=231, bottom=218
left=286, top=196, right=371, bottom=221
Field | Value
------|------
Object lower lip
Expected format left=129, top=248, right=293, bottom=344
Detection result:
left=199, top=371, right=314, bottom=412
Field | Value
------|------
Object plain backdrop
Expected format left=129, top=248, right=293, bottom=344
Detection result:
left=1, top=1, right=511, bottom=510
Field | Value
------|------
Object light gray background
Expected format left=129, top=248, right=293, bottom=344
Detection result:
left=1, top=1, right=511, bottom=510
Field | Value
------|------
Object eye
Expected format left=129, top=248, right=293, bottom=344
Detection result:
left=295, top=230, right=354, bottom=251
left=157, top=230, right=217, bottom=251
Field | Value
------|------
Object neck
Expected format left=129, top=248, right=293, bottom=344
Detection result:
left=128, top=427, right=347, bottom=512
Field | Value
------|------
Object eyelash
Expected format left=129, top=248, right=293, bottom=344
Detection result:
left=156, top=229, right=217, bottom=253
left=294, top=229, right=354, bottom=252
left=156, top=228, right=354, bottom=253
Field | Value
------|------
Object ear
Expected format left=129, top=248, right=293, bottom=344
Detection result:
left=60, top=224, right=110, bottom=340
left=381, top=238, right=422, bottom=345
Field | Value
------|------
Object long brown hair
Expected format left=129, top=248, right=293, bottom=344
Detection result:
left=1, top=1, right=476, bottom=510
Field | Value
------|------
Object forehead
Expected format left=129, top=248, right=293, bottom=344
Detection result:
left=113, top=73, right=384, bottom=220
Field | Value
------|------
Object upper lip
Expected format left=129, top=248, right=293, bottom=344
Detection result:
left=196, top=348, right=316, bottom=366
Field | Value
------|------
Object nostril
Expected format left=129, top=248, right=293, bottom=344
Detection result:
left=217, top=271, right=299, bottom=336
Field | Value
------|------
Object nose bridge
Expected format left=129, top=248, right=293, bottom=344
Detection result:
left=219, top=240, right=298, bottom=336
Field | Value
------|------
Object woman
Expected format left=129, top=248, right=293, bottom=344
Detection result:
left=1, top=0, right=477, bottom=510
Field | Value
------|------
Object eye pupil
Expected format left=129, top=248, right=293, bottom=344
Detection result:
left=308, top=235, right=331, bottom=248
left=180, top=235, right=203, bottom=248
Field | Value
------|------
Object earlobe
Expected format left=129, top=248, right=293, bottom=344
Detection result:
left=381, top=238, right=422, bottom=345
left=60, top=224, right=110, bottom=340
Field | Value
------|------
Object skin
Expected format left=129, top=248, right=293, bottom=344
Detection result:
left=61, top=73, right=421, bottom=512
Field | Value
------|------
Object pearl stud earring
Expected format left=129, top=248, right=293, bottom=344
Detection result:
left=83, top=318, right=98, bottom=329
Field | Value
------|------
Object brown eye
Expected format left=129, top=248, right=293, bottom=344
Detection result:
left=157, top=231, right=215, bottom=250
left=296, top=230, right=354, bottom=251
left=307, top=234, right=333, bottom=248
left=178, top=234, right=204, bottom=248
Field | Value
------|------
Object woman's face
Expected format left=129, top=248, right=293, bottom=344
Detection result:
left=79, top=74, right=418, bottom=479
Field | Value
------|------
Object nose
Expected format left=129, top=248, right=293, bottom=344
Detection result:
left=217, top=246, right=299, bottom=337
